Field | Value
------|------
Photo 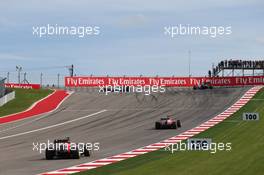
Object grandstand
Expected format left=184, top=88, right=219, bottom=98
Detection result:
left=209, top=60, right=264, bottom=77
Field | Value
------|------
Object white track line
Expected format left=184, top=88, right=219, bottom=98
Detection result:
left=0, top=110, right=107, bottom=140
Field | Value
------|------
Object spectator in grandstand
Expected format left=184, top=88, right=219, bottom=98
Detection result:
left=210, top=59, right=264, bottom=77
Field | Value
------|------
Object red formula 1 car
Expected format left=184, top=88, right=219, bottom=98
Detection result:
left=45, top=137, right=90, bottom=160
left=155, top=117, right=182, bottom=129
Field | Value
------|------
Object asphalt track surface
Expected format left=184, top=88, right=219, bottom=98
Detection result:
left=0, top=87, right=249, bottom=175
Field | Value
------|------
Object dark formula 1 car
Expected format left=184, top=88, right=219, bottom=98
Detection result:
left=193, top=81, right=213, bottom=90
left=45, top=137, right=90, bottom=160
left=155, top=117, right=181, bottom=129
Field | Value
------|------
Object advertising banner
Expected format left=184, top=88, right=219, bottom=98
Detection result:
left=5, top=83, right=41, bottom=89
left=64, top=76, right=264, bottom=87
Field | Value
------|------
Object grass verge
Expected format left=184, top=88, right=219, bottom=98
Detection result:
left=0, top=88, right=53, bottom=117
left=77, top=88, right=264, bottom=175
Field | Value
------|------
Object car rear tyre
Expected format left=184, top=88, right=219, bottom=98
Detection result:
left=45, top=148, right=55, bottom=160
left=155, top=122, right=161, bottom=129
left=72, top=149, right=80, bottom=159
left=176, top=120, right=182, bottom=128
left=84, top=148, right=90, bottom=157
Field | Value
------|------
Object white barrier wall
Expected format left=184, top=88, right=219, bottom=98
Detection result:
left=0, top=91, right=15, bottom=107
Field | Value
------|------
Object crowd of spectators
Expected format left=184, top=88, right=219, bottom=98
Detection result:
left=209, top=60, right=264, bottom=77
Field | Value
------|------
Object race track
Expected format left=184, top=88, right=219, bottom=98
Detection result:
left=0, top=87, right=249, bottom=175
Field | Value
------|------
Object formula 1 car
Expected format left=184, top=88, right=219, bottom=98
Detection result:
left=193, top=81, right=213, bottom=90
left=155, top=117, right=181, bottom=129
left=45, top=137, right=90, bottom=160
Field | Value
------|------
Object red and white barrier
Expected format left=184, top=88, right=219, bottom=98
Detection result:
left=39, top=86, right=263, bottom=175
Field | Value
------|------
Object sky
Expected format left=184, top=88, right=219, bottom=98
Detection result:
left=0, top=0, right=263, bottom=85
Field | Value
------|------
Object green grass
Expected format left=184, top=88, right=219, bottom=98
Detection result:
left=77, top=88, right=264, bottom=175
left=0, top=88, right=53, bottom=117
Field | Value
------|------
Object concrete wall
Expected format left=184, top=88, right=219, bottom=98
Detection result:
left=0, top=91, right=15, bottom=107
